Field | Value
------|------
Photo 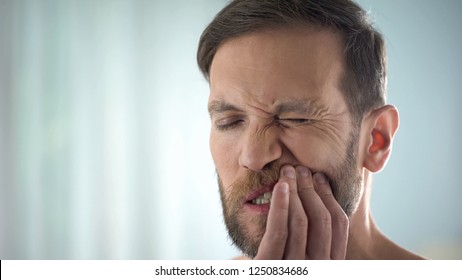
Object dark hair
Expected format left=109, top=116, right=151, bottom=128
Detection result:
left=197, top=0, right=387, bottom=122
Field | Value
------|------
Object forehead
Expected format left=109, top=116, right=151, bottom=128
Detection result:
left=209, top=26, right=346, bottom=112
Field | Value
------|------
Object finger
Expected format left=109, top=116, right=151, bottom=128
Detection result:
left=313, top=173, right=349, bottom=260
left=254, top=182, right=289, bottom=260
left=296, top=166, right=331, bottom=259
left=280, top=165, right=308, bottom=260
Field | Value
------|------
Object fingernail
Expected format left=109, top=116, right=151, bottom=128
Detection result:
left=279, top=182, right=289, bottom=193
left=296, top=166, right=309, bottom=177
left=283, top=166, right=295, bottom=179
left=314, top=173, right=327, bottom=184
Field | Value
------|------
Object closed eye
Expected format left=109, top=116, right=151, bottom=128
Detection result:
left=215, top=119, right=245, bottom=131
left=282, top=118, right=311, bottom=124
left=277, top=117, right=314, bottom=126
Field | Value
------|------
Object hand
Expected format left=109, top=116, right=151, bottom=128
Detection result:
left=254, top=165, right=349, bottom=259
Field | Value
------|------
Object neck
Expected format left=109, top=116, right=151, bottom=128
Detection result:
left=345, top=170, right=424, bottom=260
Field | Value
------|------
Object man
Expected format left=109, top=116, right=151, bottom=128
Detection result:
left=197, top=0, right=424, bottom=259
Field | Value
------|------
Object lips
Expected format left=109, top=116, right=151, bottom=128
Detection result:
left=245, top=183, right=276, bottom=205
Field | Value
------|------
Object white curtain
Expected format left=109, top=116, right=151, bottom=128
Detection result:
left=0, top=0, right=238, bottom=259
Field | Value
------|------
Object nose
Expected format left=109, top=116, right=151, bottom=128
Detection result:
left=238, top=128, right=282, bottom=171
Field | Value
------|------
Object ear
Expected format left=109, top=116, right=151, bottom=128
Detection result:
left=362, top=105, right=399, bottom=173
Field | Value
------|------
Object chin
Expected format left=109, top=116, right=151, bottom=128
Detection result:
left=224, top=208, right=268, bottom=258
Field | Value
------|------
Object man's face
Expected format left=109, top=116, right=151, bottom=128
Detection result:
left=208, top=27, right=363, bottom=256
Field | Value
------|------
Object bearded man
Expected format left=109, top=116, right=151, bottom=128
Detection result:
left=197, top=0, right=424, bottom=260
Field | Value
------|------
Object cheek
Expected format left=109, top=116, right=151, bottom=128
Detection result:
left=210, top=131, right=238, bottom=185
left=281, top=131, right=345, bottom=171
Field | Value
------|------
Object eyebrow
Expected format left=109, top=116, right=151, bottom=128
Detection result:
left=275, top=99, right=327, bottom=116
left=208, top=99, right=244, bottom=117
left=208, top=98, right=327, bottom=117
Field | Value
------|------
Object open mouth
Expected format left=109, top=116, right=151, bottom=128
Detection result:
left=251, top=191, right=272, bottom=205
left=245, top=183, right=276, bottom=206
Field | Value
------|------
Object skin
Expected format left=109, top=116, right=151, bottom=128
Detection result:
left=208, top=26, right=424, bottom=259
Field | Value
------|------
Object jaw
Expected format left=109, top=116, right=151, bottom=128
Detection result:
left=222, top=200, right=269, bottom=258
left=233, top=203, right=269, bottom=235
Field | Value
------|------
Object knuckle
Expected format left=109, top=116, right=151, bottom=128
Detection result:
left=298, top=185, right=315, bottom=196
left=318, top=189, right=333, bottom=200
left=332, top=211, right=349, bottom=229
left=311, top=209, right=332, bottom=234
left=321, top=213, right=332, bottom=227
left=292, top=214, right=308, bottom=229
left=269, top=229, right=288, bottom=243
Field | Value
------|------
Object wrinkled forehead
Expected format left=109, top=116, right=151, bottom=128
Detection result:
left=208, top=26, right=347, bottom=116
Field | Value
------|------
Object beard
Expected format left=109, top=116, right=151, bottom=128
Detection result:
left=217, top=129, right=363, bottom=258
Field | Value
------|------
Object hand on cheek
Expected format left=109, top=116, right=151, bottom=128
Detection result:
left=311, top=172, right=349, bottom=259
left=254, top=165, right=349, bottom=260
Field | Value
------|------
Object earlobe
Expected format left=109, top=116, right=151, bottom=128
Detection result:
left=363, top=105, right=399, bottom=173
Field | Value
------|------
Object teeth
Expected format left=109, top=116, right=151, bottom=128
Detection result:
left=252, top=192, right=272, bottom=205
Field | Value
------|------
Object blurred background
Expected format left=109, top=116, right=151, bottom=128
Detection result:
left=0, top=0, right=461, bottom=259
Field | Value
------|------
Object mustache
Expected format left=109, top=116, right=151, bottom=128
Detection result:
left=223, top=162, right=282, bottom=205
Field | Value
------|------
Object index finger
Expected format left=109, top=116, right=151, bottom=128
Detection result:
left=254, top=182, right=289, bottom=260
